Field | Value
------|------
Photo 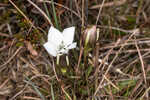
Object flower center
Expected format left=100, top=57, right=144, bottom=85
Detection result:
left=57, top=41, right=67, bottom=54
left=58, top=41, right=65, bottom=50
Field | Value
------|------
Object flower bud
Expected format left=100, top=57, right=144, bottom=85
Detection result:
left=82, top=25, right=98, bottom=46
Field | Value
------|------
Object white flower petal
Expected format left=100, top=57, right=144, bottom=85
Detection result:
left=43, top=42, right=58, bottom=57
left=62, top=27, right=75, bottom=45
left=44, top=26, right=76, bottom=57
left=67, top=42, right=77, bottom=49
left=48, top=26, right=63, bottom=46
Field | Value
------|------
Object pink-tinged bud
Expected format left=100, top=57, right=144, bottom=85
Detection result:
left=82, top=25, right=98, bottom=46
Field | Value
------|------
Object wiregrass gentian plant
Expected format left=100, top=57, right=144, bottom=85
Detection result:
left=43, top=26, right=77, bottom=65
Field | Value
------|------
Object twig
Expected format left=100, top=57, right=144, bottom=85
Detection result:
left=94, top=29, right=138, bottom=96
left=100, top=39, right=150, bottom=50
left=98, top=25, right=140, bottom=34
left=61, top=86, right=72, bottom=100
left=9, top=0, right=36, bottom=29
left=0, top=3, right=9, bottom=6
left=134, top=37, right=147, bottom=84
left=82, top=0, right=85, bottom=26
left=101, top=48, right=150, bottom=56
left=38, top=0, right=81, bottom=20
left=0, top=32, right=10, bottom=37
left=27, top=0, right=53, bottom=26
left=52, top=59, right=72, bottom=100
left=94, top=39, right=120, bottom=77
left=96, top=0, right=105, bottom=25
left=74, top=0, right=81, bottom=18
left=0, top=78, right=9, bottom=89
left=7, top=23, right=12, bottom=36
left=104, top=75, right=119, bottom=91
left=140, top=86, right=150, bottom=100
left=52, top=59, right=59, bottom=82
left=90, top=0, right=127, bottom=9
left=76, top=46, right=84, bottom=74
left=0, top=46, right=23, bottom=71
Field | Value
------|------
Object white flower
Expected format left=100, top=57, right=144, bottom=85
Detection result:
left=43, top=26, right=77, bottom=57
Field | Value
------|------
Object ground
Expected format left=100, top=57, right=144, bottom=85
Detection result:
left=0, top=0, right=150, bottom=100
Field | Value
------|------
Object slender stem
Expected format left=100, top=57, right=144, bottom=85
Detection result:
left=56, top=55, right=60, bottom=65
left=66, top=56, right=69, bottom=66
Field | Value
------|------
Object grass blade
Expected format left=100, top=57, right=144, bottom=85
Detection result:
left=24, top=77, right=46, bottom=100
left=43, top=1, right=51, bottom=20
left=51, top=0, right=60, bottom=30
left=51, top=84, right=55, bottom=100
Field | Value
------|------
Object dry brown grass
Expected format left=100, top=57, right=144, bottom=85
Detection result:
left=1, top=0, right=150, bottom=100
